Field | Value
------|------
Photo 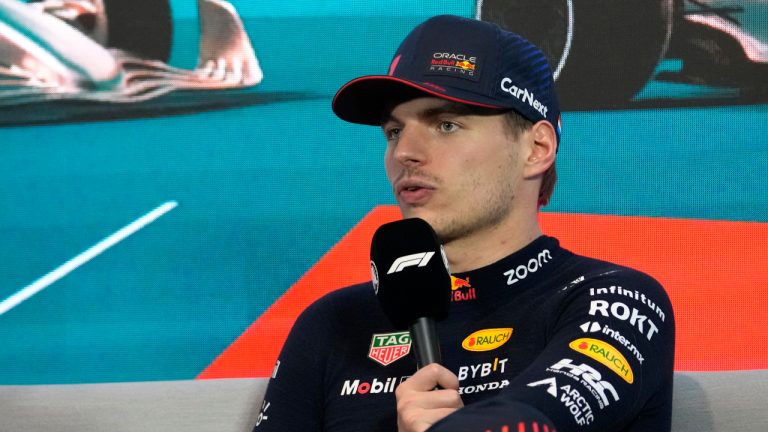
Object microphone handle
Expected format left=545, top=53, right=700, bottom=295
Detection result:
left=410, top=317, right=441, bottom=369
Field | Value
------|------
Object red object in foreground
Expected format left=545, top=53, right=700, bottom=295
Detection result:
left=198, top=206, right=768, bottom=378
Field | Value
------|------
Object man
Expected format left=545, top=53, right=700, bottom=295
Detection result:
left=254, top=15, right=674, bottom=432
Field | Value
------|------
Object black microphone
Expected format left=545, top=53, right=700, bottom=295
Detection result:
left=370, top=218, right=451, bottom=369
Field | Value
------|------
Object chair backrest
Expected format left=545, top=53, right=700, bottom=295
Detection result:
left=671, top=370, right=768, bottom=432
left=1, top=371, right=766, bottom=431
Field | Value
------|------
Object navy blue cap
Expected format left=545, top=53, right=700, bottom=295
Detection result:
left=332, top=15, right=561, bottom=141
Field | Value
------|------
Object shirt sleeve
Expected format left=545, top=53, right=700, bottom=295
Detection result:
left=428, top=269, right=676, bottom=432
left=252, top=298, right=332, bottom=432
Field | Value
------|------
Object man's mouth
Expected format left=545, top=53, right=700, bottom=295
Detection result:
left=397, top=180, right=435, bottom=204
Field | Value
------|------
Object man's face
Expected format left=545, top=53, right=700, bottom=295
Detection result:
left=382, top=97, right=526, bottom=245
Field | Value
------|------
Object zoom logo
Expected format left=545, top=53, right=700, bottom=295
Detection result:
left=504, top=249, right=552, bottom=285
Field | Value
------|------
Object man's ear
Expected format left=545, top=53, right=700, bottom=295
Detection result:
left=523, top=120, right=557, bottom=179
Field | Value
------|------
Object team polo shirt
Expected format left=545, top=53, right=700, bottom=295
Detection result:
left=253, top=236, right=675, bottom=432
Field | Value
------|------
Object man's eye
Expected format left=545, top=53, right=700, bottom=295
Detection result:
left=439, top=121, right=459, bottom=133
left=385, top=127, right=402, bottom=140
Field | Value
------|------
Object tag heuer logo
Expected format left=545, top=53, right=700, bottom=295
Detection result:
left=368, top=332, right=411, bottom=366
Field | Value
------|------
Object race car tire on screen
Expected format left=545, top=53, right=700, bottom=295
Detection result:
left=478, top=0, right=675, bottom=108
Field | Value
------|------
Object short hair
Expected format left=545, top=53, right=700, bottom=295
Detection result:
left=502, top=110, right=557, bottom=207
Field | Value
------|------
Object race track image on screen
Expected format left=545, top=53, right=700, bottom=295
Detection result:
left=1, top=0, right=766, bottom=385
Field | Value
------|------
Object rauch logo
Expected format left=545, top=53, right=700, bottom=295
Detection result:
left=462, top=328, right=513, bottom=352
left=569, top=338, right=634, bottom=384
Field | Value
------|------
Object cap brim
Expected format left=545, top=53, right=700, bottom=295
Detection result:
left=332, top=75, right=506, bottom=126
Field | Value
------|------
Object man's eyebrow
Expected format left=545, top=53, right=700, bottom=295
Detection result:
left=381, top=101, right=499, bottom=126
left=421, top=101, right=483, bottom=118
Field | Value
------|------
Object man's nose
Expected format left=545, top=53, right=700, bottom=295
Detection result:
left=393, top=126, right=429, bottom=167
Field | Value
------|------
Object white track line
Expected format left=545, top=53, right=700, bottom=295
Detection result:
left=0, top=201, right=178, bottom=316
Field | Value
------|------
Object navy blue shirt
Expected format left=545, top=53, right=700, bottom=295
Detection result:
left=254, top=236, right=675, bottom=432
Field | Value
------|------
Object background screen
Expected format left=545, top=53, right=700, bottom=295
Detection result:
left=1, top=0, right=766, bottom=384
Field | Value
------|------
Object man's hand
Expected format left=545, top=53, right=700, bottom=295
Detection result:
left=396, top=363, right=464, bottom=432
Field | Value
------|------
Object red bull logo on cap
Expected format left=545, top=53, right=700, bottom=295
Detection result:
left=428, top=52, right=477, bottom=78
left=455, top=60, right=476, bottom=71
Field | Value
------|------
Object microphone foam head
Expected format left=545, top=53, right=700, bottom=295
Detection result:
left=370, top=218, right=451, bottom=328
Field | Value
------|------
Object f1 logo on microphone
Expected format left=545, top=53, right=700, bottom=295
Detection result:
left=387, top=252, right=435, bottom=274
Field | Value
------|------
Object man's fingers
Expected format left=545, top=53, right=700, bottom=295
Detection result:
left=400, top=363, right=460, bottom=392
left=398, top=388, right=464, bottom=411
left=395, top=364, right=463, bottom=432
left=398, top=408, right=461, bottom=432
left=433, top=365, right=460, bottom=391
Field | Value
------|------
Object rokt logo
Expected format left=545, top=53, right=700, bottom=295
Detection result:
left=569, top=338, right=634, bottom=384
left=589, top=300, right=659, bottom=341
left=462, top=328, right=513, bottom=352
left=589, top=286, right=666, bottom=322
left=387, top=252, right=435, bottom=274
